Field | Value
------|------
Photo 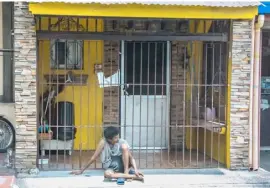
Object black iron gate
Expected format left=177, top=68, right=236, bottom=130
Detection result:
left=36, top=16, right=230, bottom=170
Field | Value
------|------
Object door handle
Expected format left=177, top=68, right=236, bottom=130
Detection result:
left=123, top=84, right=129, bottom=96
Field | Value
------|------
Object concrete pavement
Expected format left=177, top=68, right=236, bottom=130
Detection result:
left=0, top=176, right=16, bottom=188
left=15, top=169, right=270, bottom=188
left=260, top=151, right=270, bottom=172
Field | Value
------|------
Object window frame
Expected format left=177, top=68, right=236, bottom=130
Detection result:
left=50, top=39, right=84, bottom=70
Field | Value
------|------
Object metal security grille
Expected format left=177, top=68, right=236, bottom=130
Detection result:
left=36, top=17, right=230, bottom=170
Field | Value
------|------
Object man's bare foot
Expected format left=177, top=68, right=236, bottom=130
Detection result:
left=133, top=175, right=144, bottom=183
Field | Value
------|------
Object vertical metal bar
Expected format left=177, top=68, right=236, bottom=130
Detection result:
left=101, top=40, right=105, bottom=169
left=196, top=42, right=201, bottom=168
left=38, top=40, right=42, bottom=169
left=132, top=42, right=135, bottom=154
left=175, top=43, right=180, bottom=167
left=94, top=40, right=98, bottom=168
left=86, top=18, right=89, bottom=33
left=146, top=42, right=150, bottom=168
left=183, top=45, right=187, bottom=168
left=40, top=40, right=44, bottom=170
left=110, top=41, right=113, bottom=129
left=210, top=42, right=215, bottom=166
left=160, top=42, right=164, bottom=168
left=124, top=41, right=127, bottom=141
left=203, top=43, right=208, bottom=167
left=76, top=17, right=79, bottom=32
left=63, top=40, right=67, bottom=169
left=166, top=41, right=171, bottom=168
left=34, top=34, right=39, bottom=170
left=87, top=41, right=91, bottom=168
left=95, top=19, right=98, bottom=32
left=217, top=43, right=222, bottom=168
left=96, top=40, right=101, bottom=168
left=71, top=44, right=75, bottom=170
left=38, top=16, right=41, bottom=31
left=101, top=39, right=105, bottom=168
left=117, top=40, right=120, bottom=162
left=48, top=17, right=51, bottom=31
left=139, top=42, right=142, bottom=168
left=79, top=39, right=83, bottom=169
left=153, top=42, right=157, bottom=168
left=57, top=17, right=60, bottom=32
left=47, top=40, right=52, bottom=170
left=67, top=16, right=70, bottom=31
left=56, top=40, right=59, bottom=169
left=120, top=40, right=126, bottom=140
left=189, top=42, right=193, bottom=167
left=47, top=58, right=52, bottom=168
left=203, top=20, right=206, bottom=33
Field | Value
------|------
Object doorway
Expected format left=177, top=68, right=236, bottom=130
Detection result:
left=261, top=31, right=270, bottom=150
left=120, top=41, right=170, bottom=149
left=260, top=30, right=270, bottom=171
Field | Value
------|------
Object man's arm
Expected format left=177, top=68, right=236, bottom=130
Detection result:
left=73, top=139, right=105, bottom=174
left=128, top=152, right=144, bottom=177
left=129, top=153, right=138, bottom=172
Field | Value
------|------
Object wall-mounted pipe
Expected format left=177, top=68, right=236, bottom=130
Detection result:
left=249, top=18, right=255, bottom=170
left=252, top=14, right=264, bottom=170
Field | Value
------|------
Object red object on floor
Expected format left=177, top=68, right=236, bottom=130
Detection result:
left=0, top=176, right=15, bottom=188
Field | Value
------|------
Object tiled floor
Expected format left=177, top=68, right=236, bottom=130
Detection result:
left=39, top=150, right=222, bottom=170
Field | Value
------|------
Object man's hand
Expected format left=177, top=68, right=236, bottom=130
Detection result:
left=70, top=170, right=83, bottom=175
left=135, top=170, right=144, bottom=177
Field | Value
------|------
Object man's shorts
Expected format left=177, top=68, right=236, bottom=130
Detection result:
left=107, top=156, right=125, bottom=173
left=105, top=156, right=134, bottom=174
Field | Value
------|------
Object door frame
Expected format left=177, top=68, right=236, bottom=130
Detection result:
left=120, top=40, right=171, bottom=149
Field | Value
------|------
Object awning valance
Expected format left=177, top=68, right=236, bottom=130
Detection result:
left=29, top=2, right=258, bottom=19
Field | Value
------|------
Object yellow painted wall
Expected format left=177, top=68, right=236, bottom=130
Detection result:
left=184, top=20, right=193, bottom=150
left=185, top=20, right=211, bottom=150
left=198, top=131, right=226, bottom=164
left=225, top=25, right=233, bottom=168
left=37, top=17, right=104, bottom=150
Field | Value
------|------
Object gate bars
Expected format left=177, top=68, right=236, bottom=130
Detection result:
left=37, top=17, right=229, bottom=170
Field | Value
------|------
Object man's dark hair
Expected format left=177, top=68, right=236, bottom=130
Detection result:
left=104, top=126, right=119, bottom=140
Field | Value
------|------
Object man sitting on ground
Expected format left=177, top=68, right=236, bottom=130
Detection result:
left=71, top=126, right=144, bottom=182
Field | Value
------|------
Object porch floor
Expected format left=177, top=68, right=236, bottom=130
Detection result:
left=38, top=150, right=223, bottom=170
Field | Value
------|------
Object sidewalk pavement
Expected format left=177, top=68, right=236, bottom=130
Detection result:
left=14, top=168, right=270, bottom=188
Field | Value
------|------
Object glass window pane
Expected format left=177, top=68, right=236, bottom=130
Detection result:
left=56, top=41, right=66, bottom=66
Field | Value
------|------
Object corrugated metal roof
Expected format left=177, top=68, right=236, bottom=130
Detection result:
left=30, top=0, right=260, bottom=7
